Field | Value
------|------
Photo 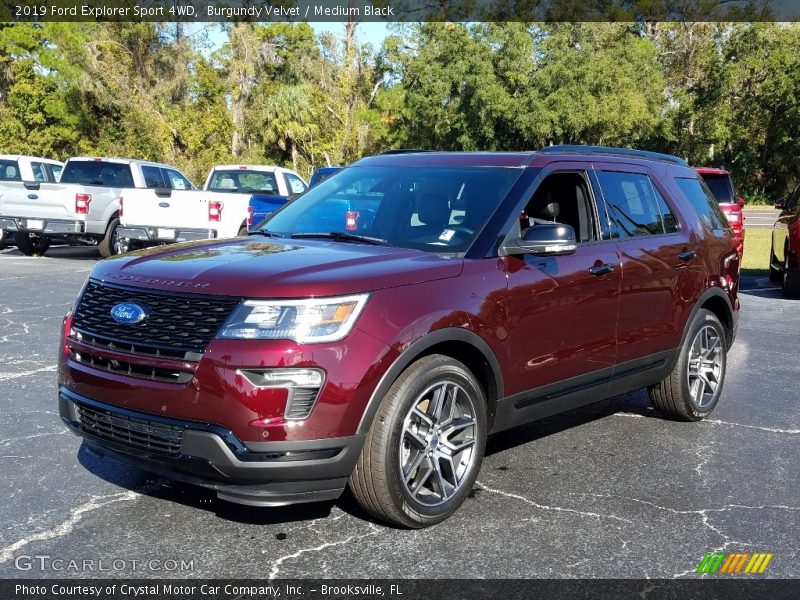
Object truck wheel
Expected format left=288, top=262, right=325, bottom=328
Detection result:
left=782, top=250, right=800, bottom=298
left=769, top=245, right=783, bottom=283
left=14, top=232, right=50, bottom=256
left=0, top=229, right=6, bottom=249
left=349, top=354, right=487, bottom=528
left=649, top=309, right=727, bottom=421
left=98, top=217, right=127, bottom=258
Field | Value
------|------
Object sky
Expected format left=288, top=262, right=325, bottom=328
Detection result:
left=197, top=22, right=392, bottom=54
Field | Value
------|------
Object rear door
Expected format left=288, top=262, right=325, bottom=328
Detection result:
left=503, top=162, right=621, bottom=401
left=593, top=163, right=702, bottom=365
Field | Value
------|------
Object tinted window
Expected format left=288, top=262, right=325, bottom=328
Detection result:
left=675, top=177, right=729, bottom=231
left=653, top=186, right=680, bottom=233
left=162, top=168, right=192, bottom=190
left=264, top=165, right=523, bottom=253
left=141, top=166, right=165, bottom=188
left=60, top=161, right=135, bottom=187
left=285, top=173, right=307, bottom=195
left=699, top=173, right=735, bottom=203
left=30, top=162, right=48, bottom=182
left=597, top=171, right=670, bottom=237
left=208, top=170, right=280, bottom=194
left=0, top=159, right=21, bottom=181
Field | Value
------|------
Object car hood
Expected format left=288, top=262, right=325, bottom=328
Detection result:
left=92, top=237, right=463, bottom=298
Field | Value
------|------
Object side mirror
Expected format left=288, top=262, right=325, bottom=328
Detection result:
left=775, top=197, right=786, bottom=209
left=736, top=196, right=745, bottom=208
left=502, top=221, right=577, bottom=256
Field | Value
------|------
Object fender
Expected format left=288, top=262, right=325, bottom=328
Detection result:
left=356, top=327, right=504, bottom=435
left=673, top=284, right=735, bottom=365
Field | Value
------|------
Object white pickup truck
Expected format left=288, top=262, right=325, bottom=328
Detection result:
left=0, top=157, right=195, bottom=257
left=0, top=155, right=64, bottom=248
left=117, top=164, right=307, bottom=251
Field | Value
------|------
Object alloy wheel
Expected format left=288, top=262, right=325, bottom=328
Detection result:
left=399, top=380, right=477, bottom=507
left=686, top=324, right=724, bottom=409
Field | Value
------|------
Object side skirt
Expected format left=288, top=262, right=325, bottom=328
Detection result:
left=490, top=349, right=677, bottom=434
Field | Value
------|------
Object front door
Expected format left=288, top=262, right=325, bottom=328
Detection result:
left=503, top=165, right=621, bottom=401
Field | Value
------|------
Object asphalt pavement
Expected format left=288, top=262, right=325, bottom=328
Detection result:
left=742, top=207, right=780, bottom=228
left=1, top=245, right=798, bottom=579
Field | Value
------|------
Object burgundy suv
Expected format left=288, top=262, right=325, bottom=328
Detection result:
left=59, top=146, right=740, bottom=527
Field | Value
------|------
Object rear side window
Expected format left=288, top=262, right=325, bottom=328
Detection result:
left=597, top=171, right=676, bottom=237
left=48, top=164, right=62, bottom=182
left=0, top=159, right=21, bottom=181
left=675, top=177, right=729, bottom=231
left=60, top=162, right=135, bottom=188
left=699, top=173, right=735, bottom=203
left=285, top=173, right=307, bottom=195
left=30, top=162, right=48, bottom=182
left=162, top=168, right=192, bottom=190
left=141, top=166, right=166, bottom=188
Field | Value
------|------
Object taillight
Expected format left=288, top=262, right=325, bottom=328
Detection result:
left=118, top=197, right=124, bottom=218
left=209, top=200, right=222, bottom=222
left=247, top=205, right=253, bottom=228
left=345, top=210, right=359, bottom=231
left=75, top=193, right=91, bottom=214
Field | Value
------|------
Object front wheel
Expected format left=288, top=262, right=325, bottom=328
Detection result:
left=650, top=309, right=728, bottom=421
left=14, top=231, right=50, bottom=256
left=349, top=354, right=487, bottom=528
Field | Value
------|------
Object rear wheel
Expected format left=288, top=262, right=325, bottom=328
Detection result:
left=98, top=217, right=127, bottom=258
left=649, top=309, right=727, bottom=421
left=349, top=355, right=487, bottom=528
left=782, top=249, right=800, bottom=298
left=14, top=231, right=50, bottom=256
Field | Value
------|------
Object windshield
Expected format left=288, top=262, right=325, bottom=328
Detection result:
left=208, top=170, right=280, bottom=194
left=60, top=161, right=134, bottom=187
left=262, top=165, right=523, bottom=253
left=699, top=173, right=735, bottom=203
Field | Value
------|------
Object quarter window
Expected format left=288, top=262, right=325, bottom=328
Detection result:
left=30, top=162, right=48, bottom=182
left=597, top=171, right=675, bottom=237
left=674, top=177, right=729, bottom=231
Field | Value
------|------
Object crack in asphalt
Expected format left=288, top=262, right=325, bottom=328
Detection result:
left=0, top=366, right=57, bottom=381
left=614, top=412, right=800, bottom=434
left=0, top=491, right=142, bottom=564
left=266, top=525, right=381, bottom=580
left=476, top=482, right=632, bottom=523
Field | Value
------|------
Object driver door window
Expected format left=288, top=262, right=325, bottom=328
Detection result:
left=521, top=171, right=597, bottom=243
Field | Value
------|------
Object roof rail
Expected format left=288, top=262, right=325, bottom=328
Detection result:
left=379, top=149, right=434, bottom=155
left=539, top=145, right=688, bottom=167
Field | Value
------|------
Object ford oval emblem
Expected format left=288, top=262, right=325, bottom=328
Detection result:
left=110, top=302, right=148, bottom=325
left=159, top=202, right=170, bottom=208
left=28, top=194, right=38, bottom=199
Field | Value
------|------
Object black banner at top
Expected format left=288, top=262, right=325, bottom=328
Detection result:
left=1, top=0, right=799, bottom=22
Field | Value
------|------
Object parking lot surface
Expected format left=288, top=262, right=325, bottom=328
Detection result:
left=1, top=245, right=798, bottom=579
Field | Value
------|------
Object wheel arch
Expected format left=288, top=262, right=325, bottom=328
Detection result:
left=357, top=328, right=504, bottom=435
left=692, top=287, right=735, bottom=348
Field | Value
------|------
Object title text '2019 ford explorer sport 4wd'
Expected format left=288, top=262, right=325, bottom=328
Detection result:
left=59, top=146, right=740, bottom=527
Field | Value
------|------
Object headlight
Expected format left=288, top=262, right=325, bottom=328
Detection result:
left=218, top=294, right=369, bottom=343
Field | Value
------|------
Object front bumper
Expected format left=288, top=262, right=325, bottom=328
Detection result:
left=59, top=388, right=363, bottom=506
left=117, top=226, right=217, bottom=244
left=0, top=216, right=84, bottom=235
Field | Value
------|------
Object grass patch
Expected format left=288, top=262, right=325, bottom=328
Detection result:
left=741, top=227, right=771, bottom=277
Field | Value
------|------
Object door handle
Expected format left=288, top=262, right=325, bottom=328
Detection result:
left=588, top=263, right=615, bottom=276
left=678, top=250, right=696, bottom=261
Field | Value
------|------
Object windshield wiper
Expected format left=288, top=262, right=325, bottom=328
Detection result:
left=251, top=230, right=286, bottom=238
left=290, top=231, right=390, bottom=246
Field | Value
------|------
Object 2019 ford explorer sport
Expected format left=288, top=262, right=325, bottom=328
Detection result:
left=59, top=146, right=740, bottom=528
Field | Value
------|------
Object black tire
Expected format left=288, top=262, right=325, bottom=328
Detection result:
left=782, top=249, right=800, bottom=298
left=14, top=231, right=50, bottom=256
left=769, top=245, right=783, bottom=283
left=649, top=309, right=727, bottom=421
left=98, top=217, right=126, bottom=258
left=348, top=354, right=487, bottom=528
left=0, top=229, right=6, bottom=249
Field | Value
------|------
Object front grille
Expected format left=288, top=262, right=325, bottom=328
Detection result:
left=76, top=402, right=184, bottom=456
left=69, top=348, right=194, bottom=384
left=73, top=280, right=240, bottom=354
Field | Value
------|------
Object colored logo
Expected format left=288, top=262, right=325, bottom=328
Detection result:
left=110, top=302, right=148, bottom=325
left=159, top=202, right=170, bottom=208
left=696, top=552, right=773, bottom=574
left=27, top=194, right=38, bottom=199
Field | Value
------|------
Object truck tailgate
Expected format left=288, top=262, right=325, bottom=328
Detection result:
left=0, top=183, right=79, bottom=220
